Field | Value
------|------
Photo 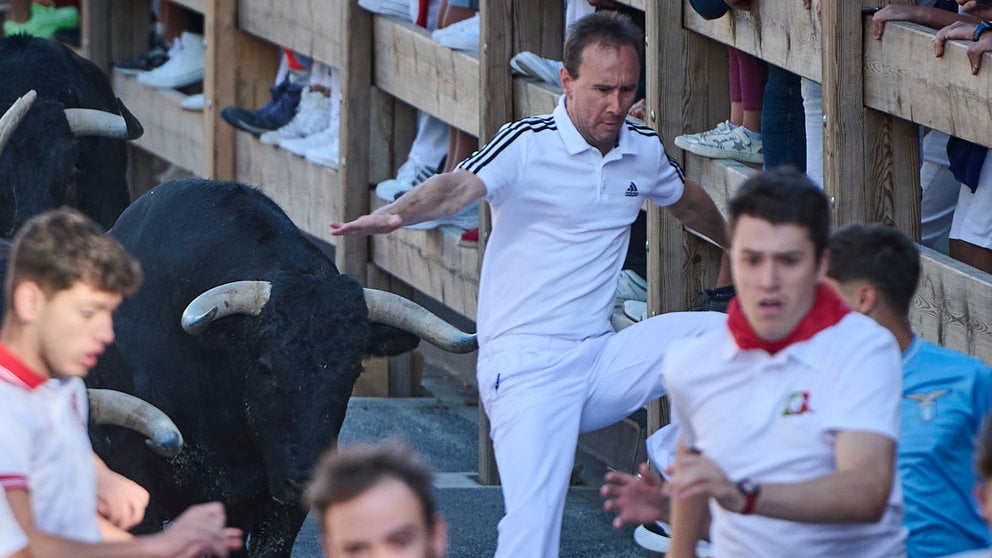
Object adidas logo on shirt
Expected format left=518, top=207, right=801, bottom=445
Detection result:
left=625, top=182, right=639, bottom=197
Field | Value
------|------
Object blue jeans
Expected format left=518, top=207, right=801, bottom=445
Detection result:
left=761, top=65, right=806, bottom=171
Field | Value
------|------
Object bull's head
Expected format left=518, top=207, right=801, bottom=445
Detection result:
left=177, top=277, right=476, bottom=503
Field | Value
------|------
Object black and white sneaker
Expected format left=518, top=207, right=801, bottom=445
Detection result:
left=633, top=521, right=713, bottom=556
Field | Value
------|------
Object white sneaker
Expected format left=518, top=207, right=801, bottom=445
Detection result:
left=138, top=32, right=204, bottom=89
left=358, top=0, right=409, bottom=18
left=431, top=13, right=479, bottom=52
left=260, top=88, right=332, bottom=145
left=633, top=522, right=713, bottom=557
left=676, top=124, right=763, bottom=164
left=510, top=51, right=563, bottom=87
left=674, top=120, right=735, bottom=149
left=403, top=200, right=479, bottom=231
left=280, top=124, right=338, bottom=157
left=180, top=93, right=204, bottom=111
left=375, top=159, right=438, bottom=201
left=614, top=269, right=647, bottom=304
left=305, top=140, right=339, bottom=169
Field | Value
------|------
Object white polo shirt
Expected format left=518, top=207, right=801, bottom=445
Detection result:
left=664, top=312, right=906, bottom=557
left=459, top=95, right=685, bottom=345
left=0, top=489, right=27, bottom=558
left=0, top=344, right=100, bottom=543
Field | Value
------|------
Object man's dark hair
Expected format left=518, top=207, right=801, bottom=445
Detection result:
left=827, top=224, right=920, bottom=316
left=728, top=166, right=830, bottom=257
left=4, top=207, right=141, bottom=309
left=563, top=11, right=644, bottom=79
left=307, top=440, right=436, bottom=533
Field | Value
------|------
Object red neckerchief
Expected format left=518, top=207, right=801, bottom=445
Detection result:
left=0, top=342, right=46, bottom=389
left=727, top=283, right=850, bottom=355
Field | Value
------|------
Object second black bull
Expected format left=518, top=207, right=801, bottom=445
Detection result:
left=86, top=179, right=477, bottom=556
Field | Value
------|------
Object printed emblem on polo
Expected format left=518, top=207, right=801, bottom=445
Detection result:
left=906, top=389, right=949, bottom=422
left=625, top=182, right=639, bottom=197
left=782, top=390, right=813, bottom=416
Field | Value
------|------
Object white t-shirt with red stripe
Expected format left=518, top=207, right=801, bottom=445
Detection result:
left=0, top=343, right=100, bottom=543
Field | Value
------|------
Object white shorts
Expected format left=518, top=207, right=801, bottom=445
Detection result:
left=950, top=151, right=992, bottom=250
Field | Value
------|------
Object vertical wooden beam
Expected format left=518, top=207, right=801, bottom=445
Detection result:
left=203, top=0, right=237, bottom=180
left=865, top=110, right=920, bottom=237
left=82, top=0, right=111, bottom=73
left=338, top=0, right=373, bottom=279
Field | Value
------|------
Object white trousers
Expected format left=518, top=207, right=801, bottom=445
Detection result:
left=477, top=311, right=724, bottom=558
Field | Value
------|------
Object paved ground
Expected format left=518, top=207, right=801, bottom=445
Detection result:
left=289, top=368, right=653, bottom=557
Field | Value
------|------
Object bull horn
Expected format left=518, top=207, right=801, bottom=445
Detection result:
left=363, top=288, right=478, bottom=353
left=64, top=108, right=132, bottom=139
left=0, top=90, right=37, bottom=156
left=87, top=389, right=184, bottom=458
left=181, top=280, right=272, bottom=335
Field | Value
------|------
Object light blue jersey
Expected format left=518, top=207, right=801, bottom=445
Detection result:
left=902, top=337, right=992, bottom=557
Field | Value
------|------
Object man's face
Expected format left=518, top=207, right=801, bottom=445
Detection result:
left=323, top=477, right=446, bottom=558
left=560, top=42, right=640, bottom=154
left=730, top=215, right=826, bottom=342
left=35, top=282, right=121, bottom=379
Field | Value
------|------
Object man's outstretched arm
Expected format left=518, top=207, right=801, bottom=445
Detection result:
left=330, top=169, right=487, bottom=236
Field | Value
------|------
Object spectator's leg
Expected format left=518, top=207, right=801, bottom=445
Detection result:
left=158, top=0, right=184, bottom=42
left=920, top=130, right=957, bottom=253
left=728, top=48, right=744, bottom=127
left=438, top=0, right=479, bottom=172
left=737, top=50, right=767, bottom=134
left=10, top=0, right=30, bottom=23
left=801, top=78, right=824, bottom=188
left=761, top=65, right=806, bottom=171
left=949, top=154, right=992, bottom=274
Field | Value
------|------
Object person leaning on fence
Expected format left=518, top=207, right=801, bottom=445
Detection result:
left=663, top=168, right=906, bottom=557
left=330, top=10, right=731, bottom=557
left=826, top=223, right=992, bottom=558
left=0, top=208, right=242, bottom=558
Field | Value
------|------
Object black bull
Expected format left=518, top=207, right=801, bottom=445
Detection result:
left=0, top=35, right=141, bottom=237
left=82, top=179, right=476, bottom=556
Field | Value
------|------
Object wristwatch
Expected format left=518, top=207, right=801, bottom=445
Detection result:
left=737, top=478, right=761, bottom=515
left=973, top=20, right=992, bottom=42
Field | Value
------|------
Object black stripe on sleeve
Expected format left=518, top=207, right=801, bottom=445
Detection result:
left=459, top=116, right=556, bottom=174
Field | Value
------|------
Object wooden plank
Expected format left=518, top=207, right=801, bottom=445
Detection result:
left=238, top=0, right=344, bottom=68
left=80, top=0, right=111, bottom=72
left=108, top=0, right=150, bottom=72
left=683, top=0, right=821, bottom=81
left=373, top=16, right=480, bottom=136
left=369, top=198, right=480, bottom=320
left=864, top=20, right=992, bottom=148
left=865, top=109, right=920, bottom=239
left=112, top=71, right=205, bottom=176
left=683, top=154, right=755, bottom=217
left=204, top=0, right=238, bottom=180
left=234, top=131, right=343, bottom=240
left=512, top=78, right=559, bottom=120
left=339, top=0, right=374, bottom=279
left=912, top=247, right=992, bottom=366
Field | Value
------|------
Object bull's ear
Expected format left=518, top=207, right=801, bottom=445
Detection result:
left=364, top=323, right=420, bottom=357
left=115, top=97, right=143, bottom=140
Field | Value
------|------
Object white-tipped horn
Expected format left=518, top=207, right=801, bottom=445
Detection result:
left=181, top=281, right=272, bottom=335
left=363, top=288, right=478, bottom=353
left=87, top=389, right=184, bottom=458
left=0, top=90, right=37, bottom=156
left=64, top=108, right=129, bottom=138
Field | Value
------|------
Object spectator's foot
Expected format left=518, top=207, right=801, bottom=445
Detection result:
left=280, top=125, right=338, bottom=158
left=674, top=120, right=736, bottom=149
left=375, top=160, right=438, bottom=202
left=358, top=0, right=409, bottom=17
left=181, top=93, right=205, bottom=111
left=458, top=227, right=479, bottom=248
left=403, top=200, right=479, bottom=231
left=304, top=135, right=340, bottom=169
left=431, top=13, right=480, bottom=52
left=694, top=285, right=736, bottom=313
left=221, top=77, right=304, bottom=135
left=114, top=32, right=171, bottom=75
left=260, top=87, right=333, bottom=145
left=137, top=32, right=205, bottom=89
left=3, top=2, right=78, bottom=39
left=675, top=124, right=763, bottom=164
left=510, top=51, right=563, bottom=87
left=610, top=300, right=646, bottom=331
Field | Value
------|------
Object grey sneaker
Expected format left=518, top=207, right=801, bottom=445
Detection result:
left=674, top=120, right=734, bottom=149
left=510, top=51, right=563, bottom=87
left=677, top=125, right=763, bottom=164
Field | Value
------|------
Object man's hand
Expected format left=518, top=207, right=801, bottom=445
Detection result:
left=600, top=462, right=669, bottom=529
left=934, top=20, right=978, bottom=57
left=146, top=502, right=243, bottom=558
left=872, top=5, right=915, bottom=40
left=95, top=457, right=149, bottom=530
left=665, top=452, right=743, bottom=513
left=959, top=1, right=992, bottom=19
left=627, top=99, right=646, bottom=121
left=329, top=211, right=403, bottom=236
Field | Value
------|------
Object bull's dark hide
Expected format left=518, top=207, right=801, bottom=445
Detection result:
left=86, top=180, right=420, bottom=556
left=0, top=36, right=131, bottom=236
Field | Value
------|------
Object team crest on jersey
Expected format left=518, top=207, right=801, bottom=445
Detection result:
left=782, top=391, right=813, bottom=416
left=625, top=182, right=639, bottom=197
left=905, top=390, right=949, bottom=422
